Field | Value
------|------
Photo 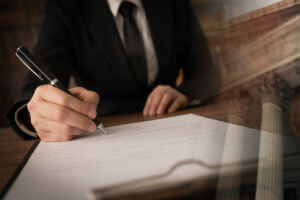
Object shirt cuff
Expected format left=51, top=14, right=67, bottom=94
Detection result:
left=15, top=104, right=38, bottom=138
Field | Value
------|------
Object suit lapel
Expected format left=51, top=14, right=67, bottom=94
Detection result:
left=82, top=0, right=139, bottom=93
left=142, top=0, right=173, bottom=84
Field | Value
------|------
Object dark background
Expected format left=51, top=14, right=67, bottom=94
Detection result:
left=0, top=0, right=44, bottom=127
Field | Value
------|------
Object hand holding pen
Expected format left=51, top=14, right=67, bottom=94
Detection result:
left=16, top=46, right=108, bottom=142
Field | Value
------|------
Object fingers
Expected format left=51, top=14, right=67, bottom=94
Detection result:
left=168, top=98, right=183, bottom=113
left=35, top=85, right=97, bottom=119
left=149, top=93, right=163, bottom=116
left=38, top=130, right=77, bottom=142
left=157, top=94, right=173, bottom=115
left=143, top=93, right=154, bottom=116
left=32, top=115, right=85, bottom=138
left=31, top=112, right=86, bottom=142
left=32, top=115, right=84, bottom=136
left=70, top=87, right=100, bottom=118
left=28, top=84, right=100, bottom=142
left=31, top=100, right=97, bottom=132
left=143, top=85, right=189, bottom=117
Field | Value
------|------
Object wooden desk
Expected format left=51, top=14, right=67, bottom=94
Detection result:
left=0, top=100, right=262, bottom=195
left=0, top=128, right=35, bottom=193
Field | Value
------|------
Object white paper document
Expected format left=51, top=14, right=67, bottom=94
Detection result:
left=5, top=114, right=260, bottom=200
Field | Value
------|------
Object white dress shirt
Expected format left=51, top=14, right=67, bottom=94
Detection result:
left=106, top=0, right=159, bottom=86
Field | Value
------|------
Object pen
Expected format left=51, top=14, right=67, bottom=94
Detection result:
left=15, top=45, right=109, bottom=135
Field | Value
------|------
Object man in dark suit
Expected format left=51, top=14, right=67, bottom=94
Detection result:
left=7, top=0, right=220, bottom=142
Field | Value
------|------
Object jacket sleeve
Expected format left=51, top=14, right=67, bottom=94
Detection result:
left=6, top=0, right=73, bottom=140
left=177, top=1, right=221, bottom=102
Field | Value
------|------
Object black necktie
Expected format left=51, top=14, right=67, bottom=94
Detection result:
left=119, top=1, right=147, bottom=88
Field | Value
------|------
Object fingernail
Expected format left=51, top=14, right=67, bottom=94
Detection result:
left=88, top=123, right=96, bottom=132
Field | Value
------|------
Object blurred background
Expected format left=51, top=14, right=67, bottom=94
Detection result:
left=0, top=0, right=299, bottom=128
left=0, top=0, right=44, bottom=127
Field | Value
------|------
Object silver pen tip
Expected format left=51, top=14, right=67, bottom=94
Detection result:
left=98, top=124, right=109, bottom=135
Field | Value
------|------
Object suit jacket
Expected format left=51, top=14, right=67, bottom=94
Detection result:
left=7, top=0, right=221, bottom=139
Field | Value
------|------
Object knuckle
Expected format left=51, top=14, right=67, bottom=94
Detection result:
left=55, top=107, right=68, bottom=121
left=153, top=92, right=163, bottom=99
left=78, top=104, right=88, bottom=115
left=152, top=101, right=159, bottom=107
left=58, top=96, right=69, bottom=106
left=45, top=84, right=53, bottom=90
left=157, top=91, right=164, bottom=96
left=166, top=86, right=173, bottom=92
left=36, top=84, right=50, bottom=95
left=35, top=85, right=44, bottom=94
left=160, top=85, right=168, bottom=89
left=76, top=86, right=85, bottom=91
left=27, top=101, right=34, bottom=112
left=165, top=93, right=172, bottom=99
left=155, top=86, right=162, bottom=91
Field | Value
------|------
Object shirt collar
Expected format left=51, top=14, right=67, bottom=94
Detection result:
left=107, top=0, right=142, bottom=17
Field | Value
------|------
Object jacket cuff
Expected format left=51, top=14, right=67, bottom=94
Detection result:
left=15, top=104, right=38, bottom=137
left=6, top=101, right=37, bottom=140
left=176, top=84, right=202, bottom=107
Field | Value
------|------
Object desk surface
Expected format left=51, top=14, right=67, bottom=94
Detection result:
left=0, top=100, right=262, bottom=195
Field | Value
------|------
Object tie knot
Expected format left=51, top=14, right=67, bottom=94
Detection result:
left=119, top=1, right=136, bottom=17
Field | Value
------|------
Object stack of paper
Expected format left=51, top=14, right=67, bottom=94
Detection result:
left=4, top=114, right=260, bottom=200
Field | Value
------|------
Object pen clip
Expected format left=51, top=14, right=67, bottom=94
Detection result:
left=15, top=52, right=44, bottom=81
left=16, top=45, right=57, bottom=83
